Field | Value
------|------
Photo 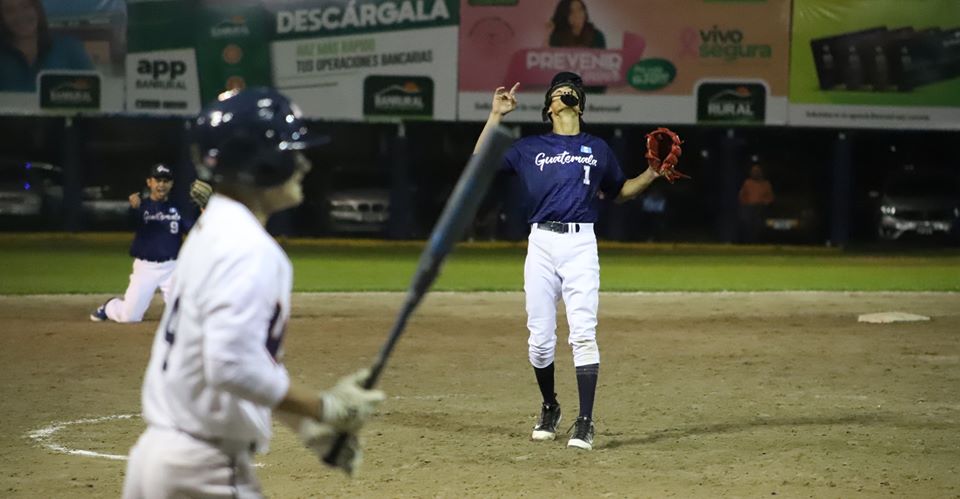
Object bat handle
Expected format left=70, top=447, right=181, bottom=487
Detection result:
left=322, top=360, right=386, bottom=469
left=323, top=433, right=350, bottom=466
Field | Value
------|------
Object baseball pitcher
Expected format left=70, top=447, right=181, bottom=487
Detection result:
left=122, top=88, right=384, bottom=499
left=472, top=71, right=685, bottom=450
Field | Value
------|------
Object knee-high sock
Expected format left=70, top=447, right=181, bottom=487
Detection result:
left=576, top=363, right=599, bottom=419
left=533, top=363, right=557, bottom=406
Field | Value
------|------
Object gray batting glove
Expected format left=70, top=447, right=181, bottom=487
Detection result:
left=318, top=368, right=385, bottom=432
left=298, top=418, right=364, bottom=477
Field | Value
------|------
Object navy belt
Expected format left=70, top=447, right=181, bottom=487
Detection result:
left=535, top=221, right=581, bottom=234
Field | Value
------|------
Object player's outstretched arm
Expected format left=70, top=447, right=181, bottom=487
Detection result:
left=472, top=82, right=519, bottom=154
left=615, top=167, right=660, bottom=203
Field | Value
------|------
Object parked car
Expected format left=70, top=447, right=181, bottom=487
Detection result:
left=876, top=168, right=959, bottom=241
left=0, top=160, right=129, bottom=229
left=0, top=161, right=62, bottom=227
left=324, top=188, right=391, bottom=234
left=762, top=192, right=822, bottom=244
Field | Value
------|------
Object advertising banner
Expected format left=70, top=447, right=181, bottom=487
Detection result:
left=789, top=0, right=960, bottom=129
left=458, top=0, right=792, bottom=124
left=0, top=0, right=127, bottom=114
left=125, top=0, right=202, bottom=115
left=265, top=0, right=460, bottom=120
left=195, top=1, right=273, bottom=106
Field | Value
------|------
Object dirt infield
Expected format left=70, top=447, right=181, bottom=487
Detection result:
left=1, top=292, right=959, bottom=498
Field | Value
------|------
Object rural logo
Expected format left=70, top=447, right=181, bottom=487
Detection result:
left=696, top=82, right=766, bottom=124
left=211, top=15, right=251, bottom=38
left=39, top=73, right=101, bottom=110
left=363, top=75, right=434, bottom=118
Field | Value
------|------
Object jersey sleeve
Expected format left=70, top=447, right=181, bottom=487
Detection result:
left=201, top=245, right=290, bottom=407
left=500, top=142, right=521, bottom=174
left=599, top=143, right=627, bottom=198
left=179, top=207, right=196, bottom=234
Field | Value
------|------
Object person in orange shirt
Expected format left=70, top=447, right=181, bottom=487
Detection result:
left=738, top=163, right=775, bottom=243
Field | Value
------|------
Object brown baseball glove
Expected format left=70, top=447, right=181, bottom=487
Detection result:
left=189, top=179, right=213, bottom=209
left=645, top=127, right=689, bottom=183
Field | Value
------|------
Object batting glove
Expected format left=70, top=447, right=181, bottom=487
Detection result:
left=318, top=368, right=385, bottom=432
left=297, top=418, right=364, bottom=477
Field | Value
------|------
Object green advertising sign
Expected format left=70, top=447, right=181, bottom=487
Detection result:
left=790, top=0, right=960, bottom=128
left=363, top=75, right=434, bottom=118
left=697, top=82, right=767, bottom=124
left=195, top=2, right=273, bottom=105
left=39, top=73, right=102, bottom=110
left=127, top=0, right=197, bottom=52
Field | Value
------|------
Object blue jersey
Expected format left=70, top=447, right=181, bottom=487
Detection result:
left=502, top=132, right=627, bottom=223
left=129, top=198, right=194, bottom=262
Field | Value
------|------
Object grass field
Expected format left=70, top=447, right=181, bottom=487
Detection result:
left=1, top=233, right=958, bottom=294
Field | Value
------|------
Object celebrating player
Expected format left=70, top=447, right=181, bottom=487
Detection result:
left=121, top=87, right=385, bottom=498
left=472, top=72, right=682, bottom=450
left=90, top=163, right=194, bottom=323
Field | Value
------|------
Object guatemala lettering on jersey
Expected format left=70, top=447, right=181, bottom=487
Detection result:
left=501, top=132, right=627, bottom=223
left=129, top=198, right=195, bottom=262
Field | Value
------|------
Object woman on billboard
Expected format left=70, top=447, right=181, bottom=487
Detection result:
left=0, top=0, right=93, bottom=92
left=547, top=0, right=607, bottom=49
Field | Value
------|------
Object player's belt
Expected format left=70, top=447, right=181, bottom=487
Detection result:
left=534, top=221, right=590, bottom=234
left=178, top=429, right=257, bottom=455
left=137, top=257, right=174, bottom=264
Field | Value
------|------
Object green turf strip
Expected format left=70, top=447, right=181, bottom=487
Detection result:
left=0, top=234, right=957, bottom=294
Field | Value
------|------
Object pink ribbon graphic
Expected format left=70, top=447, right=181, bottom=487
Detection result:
left=679, top=28, right=699, bottom=58
left=504, top=32, right=646, bottom=88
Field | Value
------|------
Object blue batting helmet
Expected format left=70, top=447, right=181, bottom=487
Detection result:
left=190, top=87, right=326, bottom=187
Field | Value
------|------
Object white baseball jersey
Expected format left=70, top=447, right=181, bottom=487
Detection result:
left=139, top=194, right=292, bottom=451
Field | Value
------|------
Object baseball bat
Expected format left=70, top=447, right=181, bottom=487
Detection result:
left=324, top=125, right=513, bottom=466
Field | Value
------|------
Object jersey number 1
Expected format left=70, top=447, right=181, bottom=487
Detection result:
left=583, top=165, right=591, bottom=185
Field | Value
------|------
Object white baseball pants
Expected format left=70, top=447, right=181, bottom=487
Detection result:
left=105, top=258, right=175, bottom=323
left=123, top=426, right=262, bottom=499
left=524, top=223, right=600, bottom=369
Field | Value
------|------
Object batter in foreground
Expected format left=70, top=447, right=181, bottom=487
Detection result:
left=122, top=88, right=385, bottom=498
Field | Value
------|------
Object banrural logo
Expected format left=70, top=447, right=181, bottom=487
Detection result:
left=696, top=82, right=766, bottom=123
left=363, top=76, right=434, bottom=117
left=39, top=73, right=101, bottom=109
left=211, top=16, right=251, bottom=38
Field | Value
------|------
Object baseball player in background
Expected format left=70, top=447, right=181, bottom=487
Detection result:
left=122, top=87, right=385, bottom=498
left=90, top=163, right=194, bottom=323
left=473, top=72, right=669, bottom=450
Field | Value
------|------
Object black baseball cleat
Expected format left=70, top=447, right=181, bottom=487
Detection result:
left=567, top=416, right=595, bottom=450
left=531, top=402, right=562, bottom=441
left=89, top=297, right=115, bottom=322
